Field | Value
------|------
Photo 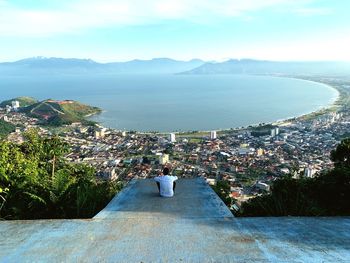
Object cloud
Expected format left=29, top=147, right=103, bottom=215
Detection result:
left=0, top=0, right=319, bottom=37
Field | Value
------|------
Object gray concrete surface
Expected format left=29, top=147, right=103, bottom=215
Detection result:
left=0, top=178, right=350, bottom=262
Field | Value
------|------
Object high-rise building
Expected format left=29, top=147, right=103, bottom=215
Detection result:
left=169, top=133, right=176, bottom=143
left=271, top=127, right=279, bottom=137
left=270, top=129, right=276, bottom=137
left=210, top=131, right=217, bottom=140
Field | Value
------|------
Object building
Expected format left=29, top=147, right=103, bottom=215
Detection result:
left=2, top=116, right=8, bottom=122
left=271, top=127, right=279, bottom=137
left=304, top=166, right=316, bottom=178
left=257, top=148, right=264, bottom=156
left=210, top=131, right=217, bottom=140
left=169, top=133, right=176, bottom=143
left=95, top=128, right=106, bottom=139
left=11, top=100, right=20, bottom=109
left=159, top=154, right=169, bottom=165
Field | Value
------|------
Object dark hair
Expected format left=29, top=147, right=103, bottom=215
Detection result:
left=163, top=167, right=170, bottom=175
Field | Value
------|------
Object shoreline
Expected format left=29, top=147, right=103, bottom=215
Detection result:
left=141, top=77, right=342, bottom=135
left=87, top=75, right=342, bottom=136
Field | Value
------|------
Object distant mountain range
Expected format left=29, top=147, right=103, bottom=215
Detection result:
left=0, top=57, right=205, bottom=74
left=1, top=57, right=350, bottom=75
left=181, top=59, right=350, bottom=75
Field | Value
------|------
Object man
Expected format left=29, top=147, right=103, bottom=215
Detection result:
left=154, top=167, right=178, bottom=197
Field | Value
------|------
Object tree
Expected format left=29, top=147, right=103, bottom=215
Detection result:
left=331, top=138, right=350, bottom=167
left=238, top=139, right=350, bottom=217
left=0, top=129, right=122, bottom=219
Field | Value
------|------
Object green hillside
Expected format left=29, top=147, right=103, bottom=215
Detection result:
left=0, top=119, right=15, bottom=137
left=0, top=96, right=38, bottom=108
left=21, top=99, right=101, bottom=126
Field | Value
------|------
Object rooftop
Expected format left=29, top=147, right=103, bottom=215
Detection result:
left=1, top=178, right=350, bottom=262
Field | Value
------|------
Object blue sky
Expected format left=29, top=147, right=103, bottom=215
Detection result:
left=0, top=0, right=349, bottom=62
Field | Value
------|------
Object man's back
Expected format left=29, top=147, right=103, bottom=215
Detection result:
left=154, top=175, right=178, bottom=197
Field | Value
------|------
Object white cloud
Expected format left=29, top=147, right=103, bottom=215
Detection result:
left=0, top=0, right=315, bottom=37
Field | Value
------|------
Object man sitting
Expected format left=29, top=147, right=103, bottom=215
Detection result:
left=154, top=167, right=178, bottom=197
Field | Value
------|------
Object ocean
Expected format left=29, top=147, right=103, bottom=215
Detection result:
left=0, top=74, right=338, bottom=132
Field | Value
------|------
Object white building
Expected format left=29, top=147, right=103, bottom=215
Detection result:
left=210, top=131, right=217, bottom=140
left=159, top=154, right=169, bottom=165
left=270, top=127, right=279, bottom=137
left=169, top=133, right=176, bottom=143
left=95, top=128, right=106, bottom=139
left=12, top=100, right=20, bottom=109
left=304, top=167, right=316, bottom=178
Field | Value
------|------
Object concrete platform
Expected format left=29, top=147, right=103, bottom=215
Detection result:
left=0, top=178, right=350, bottom=262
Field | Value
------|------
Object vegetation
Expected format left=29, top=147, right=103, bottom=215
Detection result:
left=21, top=99, right=101, bottom=126
left=239, top=138, right=350, bottom=216
left=211, top=180, right=235, bottom=207
left=250, top=124, right=275, bottom=137
left=0, top=96, right=38, bottom=108
left=0, top=120, right=15, bottom=137
left=0, top=129, right=122, bottom=220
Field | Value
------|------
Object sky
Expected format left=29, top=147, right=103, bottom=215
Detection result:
left=0, top=0, right=349, bottom=62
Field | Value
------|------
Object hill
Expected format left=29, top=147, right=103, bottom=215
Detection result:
left=0, top=119, right=15, bottom=137
left=0, top=57, right=205, bottom=75
left=21, top=99, right=101, bottom=126
left=181, top=59, right=350, bottom=76
left=0, top=96, right=38, bottom=108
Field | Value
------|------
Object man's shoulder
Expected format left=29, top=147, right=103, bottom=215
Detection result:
left=167, top=175, right=178, bottom=180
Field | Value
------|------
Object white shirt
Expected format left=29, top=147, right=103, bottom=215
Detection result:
left=154, top=175, right=178, bottom=197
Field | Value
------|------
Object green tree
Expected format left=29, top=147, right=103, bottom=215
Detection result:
left=0, top=129, right=122, bottom=219
left=239, top=138, right=350, bottom=217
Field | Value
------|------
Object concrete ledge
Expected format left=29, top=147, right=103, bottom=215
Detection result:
left=0, top=179, right=350, bottom=262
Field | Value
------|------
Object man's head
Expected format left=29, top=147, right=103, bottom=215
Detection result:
left=163, top=167, right=170, bottom=175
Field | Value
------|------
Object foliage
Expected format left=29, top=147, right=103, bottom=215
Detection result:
left=0, top=96, right=38, bottom=108
left=239, top=138, right=350, bottom=217
left=211, top=180, right=234, bottom=207
left=21, top=100, right=101, bottom=127
left=0, top=129, right=122, bottom=219
left=0, top=120, right=15, bottom=137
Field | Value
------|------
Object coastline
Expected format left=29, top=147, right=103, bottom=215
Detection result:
left=162, top=76, right=342, bottom=136
left=83, top=75, right=342, bottom=136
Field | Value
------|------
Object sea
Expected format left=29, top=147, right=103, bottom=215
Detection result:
left=0, top=74, right=338, bottom=132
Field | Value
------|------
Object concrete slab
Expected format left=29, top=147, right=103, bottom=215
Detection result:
left=0, top=178, right=350, bottom=262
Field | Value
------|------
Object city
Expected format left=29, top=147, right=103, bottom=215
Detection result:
left=2, top=76, right=349, bottom=210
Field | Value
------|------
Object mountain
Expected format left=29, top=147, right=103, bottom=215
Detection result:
left=0, top=96, right=38, bottom=108
left=0, top=57, right=205, bottom=75
left=181, top=59, right=350, bottom=75
left=105, top=58, right=205, bottom=74
left=20, top=99, right=101, bottom=126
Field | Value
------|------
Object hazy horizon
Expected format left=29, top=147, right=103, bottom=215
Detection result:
left=2, top=56, right=350, bottom=64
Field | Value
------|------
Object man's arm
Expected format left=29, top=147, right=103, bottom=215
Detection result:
left=154, top=176, right=160, bottom=182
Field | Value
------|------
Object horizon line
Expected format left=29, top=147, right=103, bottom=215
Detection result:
left=1, top=56, right=350, bottom=64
